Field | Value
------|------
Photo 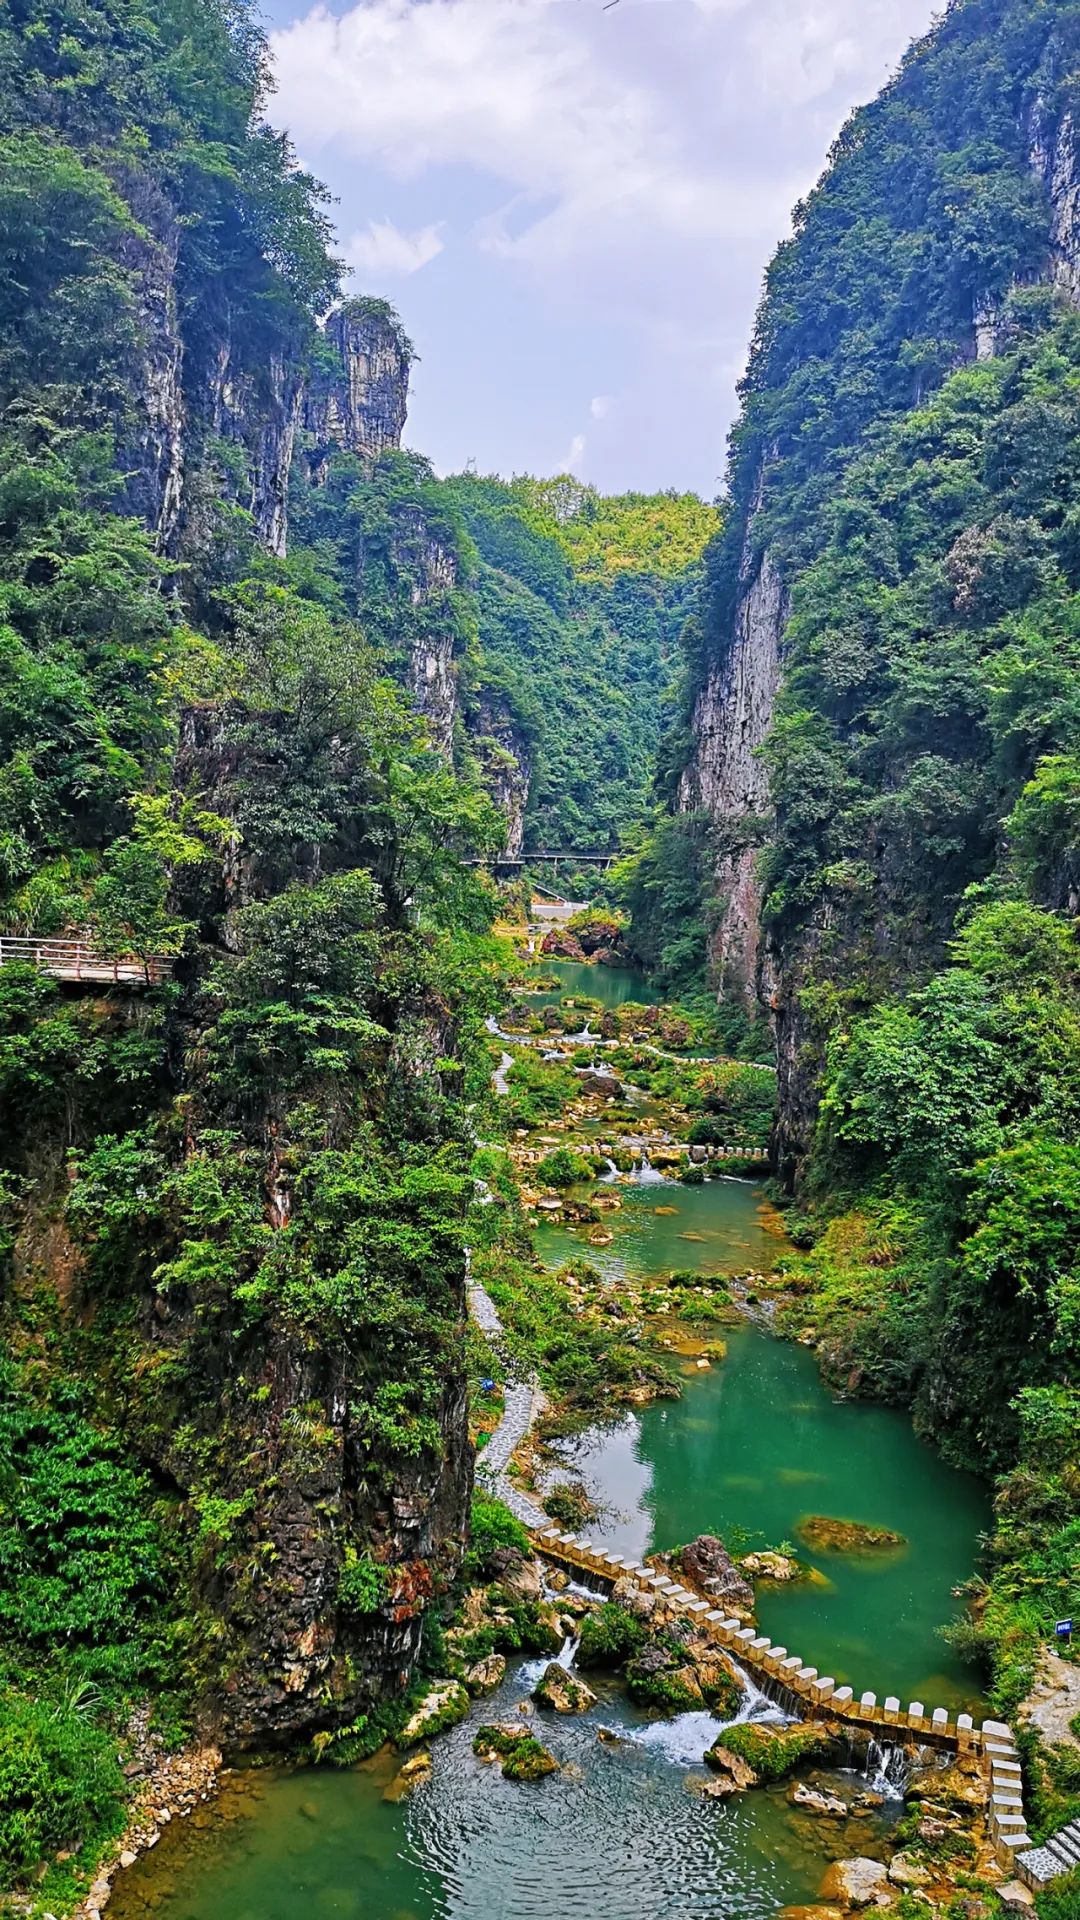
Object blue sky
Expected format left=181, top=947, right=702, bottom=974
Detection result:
left=264, top=0, right=939, bottom=497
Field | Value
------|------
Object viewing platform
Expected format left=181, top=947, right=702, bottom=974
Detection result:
left=0, top=935, right=172, bottom=987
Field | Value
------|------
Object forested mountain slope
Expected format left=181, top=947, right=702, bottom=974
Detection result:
left=447, top=474, right=719, bottom=853
left=637, top=0, right=1080, bottom=1738
left=0, top=0, right=506, bottom=1898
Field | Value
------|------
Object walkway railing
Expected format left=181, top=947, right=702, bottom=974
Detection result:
left=0, top=936, right=172, bottom=987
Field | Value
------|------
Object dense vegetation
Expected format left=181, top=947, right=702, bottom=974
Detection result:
left=446, top=473, right=719, bottom=851
left=0, top=0, right=509, bottom=1906
left=769, top=299, right=1080, bottom=1736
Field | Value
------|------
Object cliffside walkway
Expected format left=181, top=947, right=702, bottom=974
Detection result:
left=529, top=1528, right=1042, bottom=1881
left=0, top=935, right=172, bottom=987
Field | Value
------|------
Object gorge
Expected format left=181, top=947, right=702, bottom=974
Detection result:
left=2, top=1, right=1080, bottom=1918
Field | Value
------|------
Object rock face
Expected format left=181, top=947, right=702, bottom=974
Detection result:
left=677, top=539, right=784, bottom=1004
left=469, top=699, right=532, bottom=854
left=300, top=299, right=411, bottom=481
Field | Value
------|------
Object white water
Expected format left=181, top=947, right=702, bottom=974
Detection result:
left=630, top=1148, right=669, bottom=1186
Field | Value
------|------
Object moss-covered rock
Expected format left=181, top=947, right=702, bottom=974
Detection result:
left=399, top=1681, right=471, bottom=1747
left=705, top=1721, right=840, bottom=1784
left=473, top=1724, right=559, bottom=1780
left=532, top=1663, right=597, bottom=1713
left=797, top=1516, right=906, bottom=1554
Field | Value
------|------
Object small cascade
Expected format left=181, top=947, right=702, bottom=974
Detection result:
left=600, top=1155, right=619, bottom=1183
left=630, top=1148, right=667, bottom=1187
left=555, top=1631, right=581, bottom=1670
left=863, top=1737, right=913, bottom=1799
left=722, top=1662, right=793, bottom=1731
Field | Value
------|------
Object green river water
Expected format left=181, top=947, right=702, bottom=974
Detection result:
left=111, top=966, right=988, bottom=1920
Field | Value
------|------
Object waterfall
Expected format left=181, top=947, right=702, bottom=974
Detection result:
left=631, top=1148, right=667, bottom=1186
left=863, top=1737, right=913, bottom=1798
left=555, top=1632, right=581, bottom=1670
left=601, top=1156, right=619, bottom=1182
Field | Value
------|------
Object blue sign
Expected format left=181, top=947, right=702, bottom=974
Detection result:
left=1055, top=1619, right=1073, bottom=1640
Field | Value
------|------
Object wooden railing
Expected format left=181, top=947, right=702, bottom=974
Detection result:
left=0, top=936, right=172, bottom=987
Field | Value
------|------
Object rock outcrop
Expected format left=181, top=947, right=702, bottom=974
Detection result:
left=300, top=299, right=411, bottom=482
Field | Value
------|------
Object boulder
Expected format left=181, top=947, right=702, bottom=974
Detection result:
left=742, top=1551, right=801, bottom=1582
left=818, top=1858, right=889, bottom=1908
left=611, top=1576, right=656, bottom=1622
left=473, top=1723, right=558, bottom=1781
left=532, top=1663, right=597, bottom=1714
left=702, top=1743, right=759, bottom=1794
left=399, top=1680, right=470, bottom=1747
left=906, top=1756, right=987, bottom=1810
left=582, top=1070, right=623, bottom=1099
left=671, top=1535, right=754, bottom=1613
left=887, top=1854, right=932, bottom=1889
left=487, top=1548, right=543, bottom=1602
left=464, top=1654, right=506, bottom=1695
left=996, top=1882, right=1036, bottom=1914
left=541, top=931, right=586, bottom=961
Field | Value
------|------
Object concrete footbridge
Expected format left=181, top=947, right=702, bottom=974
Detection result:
left=530, top=1526, right=1044, bottom=1884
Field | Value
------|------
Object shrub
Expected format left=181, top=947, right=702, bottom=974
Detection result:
left=576, top=1602, right=647, bottom=1668
left=337, top=1549, right=390, bottom=1617
left=464, top=1493, right=530, bottom=1579
left=536, top=1147, right=595, bottom=1189
left=0, top=1691, right=124, bottom=1881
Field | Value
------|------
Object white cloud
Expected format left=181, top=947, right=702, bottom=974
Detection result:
left=343, top=217, right=445, bottom=277
left=562, top=432, right=588, bottom=474
left=268, top=0, right=938, bottom=488
left=590, top=395, right=613, bottom=419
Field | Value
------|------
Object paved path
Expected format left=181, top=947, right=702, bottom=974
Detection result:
left=467, top=1273, right=547, bottom=1529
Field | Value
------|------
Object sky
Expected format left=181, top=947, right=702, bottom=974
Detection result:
left=264, top=0, right=940, bottom=497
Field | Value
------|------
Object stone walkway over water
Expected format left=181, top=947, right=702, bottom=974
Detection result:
left=530, top=1529, right=1050, bottom=1886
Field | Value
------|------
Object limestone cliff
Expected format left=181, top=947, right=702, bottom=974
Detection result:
left=300, top=299, right=412, bottom=482
left=469, top=701, right=533, bottom=857
left=679, top=0, right=1080, bottom=1172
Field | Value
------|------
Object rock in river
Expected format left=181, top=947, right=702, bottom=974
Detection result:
left=532, top=1663, right=597, bottom=1714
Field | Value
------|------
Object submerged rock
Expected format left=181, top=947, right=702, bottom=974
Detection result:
left=797, top=1516, right=906, bottom=1555
left=383, top=1750, right=432, bottom=1801
left=790, top=1781, right=848, bottom=1816
left=532, top=1663, right=597, bottom=1714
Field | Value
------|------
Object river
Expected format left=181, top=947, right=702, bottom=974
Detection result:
left=110, top=961, right=988, bottom=1920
